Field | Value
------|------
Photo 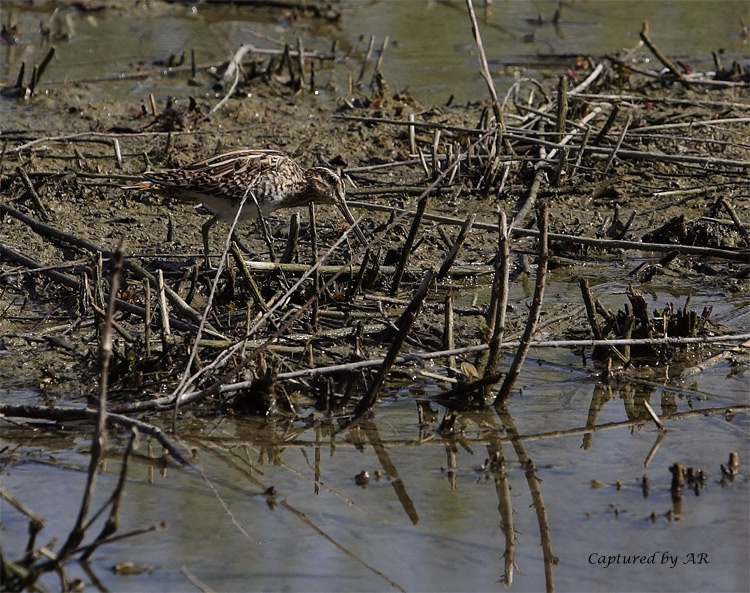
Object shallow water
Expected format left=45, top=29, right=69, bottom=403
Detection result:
left=3, top=350, right=748, bottom=592
left=1, top=0, right=747, bottom=106
left=2, top=279, right=748, bottom=592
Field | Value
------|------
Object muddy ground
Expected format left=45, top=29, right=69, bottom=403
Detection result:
left=1, top=8, right=749, bottom=590
left=1, top=25, right=749, bottom=414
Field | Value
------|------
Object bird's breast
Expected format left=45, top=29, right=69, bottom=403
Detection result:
left=197, top=194, right=263, bottom=221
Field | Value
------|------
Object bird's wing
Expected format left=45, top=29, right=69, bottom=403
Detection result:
left=142, top=149, right=299, bottom=201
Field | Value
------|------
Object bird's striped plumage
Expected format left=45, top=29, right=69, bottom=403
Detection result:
left=126, top=149, right=365, bottom=263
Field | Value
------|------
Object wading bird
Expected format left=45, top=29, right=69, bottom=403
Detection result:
left=125, top=148, right=367, bottom=266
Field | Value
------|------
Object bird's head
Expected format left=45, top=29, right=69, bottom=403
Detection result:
left=307, top=166, right=367, bottom=247
left=308, top=167, right=346, bottom=204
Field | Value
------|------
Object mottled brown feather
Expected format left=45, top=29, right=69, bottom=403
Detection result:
left=134, top=149, right=342, bottom=221
left=124, top=148, right=365, bottom=259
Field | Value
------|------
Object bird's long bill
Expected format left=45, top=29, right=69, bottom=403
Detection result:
left=335, top=197, right=369, bottom=248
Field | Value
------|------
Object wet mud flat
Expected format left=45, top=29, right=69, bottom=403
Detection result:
left=1, top=3, right=749, bottom=591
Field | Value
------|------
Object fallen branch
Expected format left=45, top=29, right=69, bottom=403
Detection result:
left=346, top=201, right=749, bottom=262
left=0, top=201, right=217, bottom=333
left=0, top=405, right=192, bottom=466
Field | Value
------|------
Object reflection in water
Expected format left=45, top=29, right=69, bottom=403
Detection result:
left=497, top=400, right=557, bottom=592
left=2, top=365, right=748, bottom=591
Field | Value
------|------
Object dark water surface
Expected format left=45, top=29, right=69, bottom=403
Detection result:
left=2, top=0, right=748, bottom=105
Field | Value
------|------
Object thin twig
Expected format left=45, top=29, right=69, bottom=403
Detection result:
left=639, top=21, right=684, bottom=79
left=345, top=201, right=749, bottom=262
left=437, top=211, right=476, bottom=280
left=57, top=238, right=124, bottom=559
left=465, top=0, right=503, bottom=131
left=497, top=204, right=549, bottom=403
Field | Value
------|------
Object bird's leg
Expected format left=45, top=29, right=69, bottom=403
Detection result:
left=201, top=215, right=218, bottom=269
left=230, top=232, right=253, bottom=256
left=255, top=211, right=277, bottom=263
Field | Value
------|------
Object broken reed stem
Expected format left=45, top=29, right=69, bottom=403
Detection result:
left=409, top=113, right=416, bottom=154
left=57, top=238, right=124, bottom=559
left=718, top=196, right=750, bottom=246
left=309, top=203, right=320, bottom=329
left=357, top=35, right=375, bottom=85
left=347, top=247, right=371, bottom=298
left=603, top=113, right=632, bottom=174
left=156, top=269, right=171, bottom=351
left=94, top=251, right=105, bottom=310
left=371, top=35, right=389, bottom=87
left=143, top=278, right=151, bottom=358
left=496, top=204, right=549, bottom=403
left=579, top=277, right=603, bottom=340
left=230, top=242, right=269, bottom=312
left=593, top=103, right=620, bottom=146
left=28, top=46, right=55, bottom=94
left=444, top=293, right=457, bottom=374
left=14, top=61, right=25, bottom=89
left=15, top=166, right=49, bottom=220
left=431, top=129, right=441, bottom=178
left=465, top=0, right=504, bottom=134
left=348, top=269, right=435, bottom=425
left=483, top=212, right=510, bottom=397
left=391, top=190, right=429, bottom=295
left=640, top=21, right=684, bottom=79
left=555, top=75, right=568, bottom=143
left=281, top=212, right=300, bottom=264
left=510, top=164, right=545, bottom=230
left=296, top=37, right=305, bottom=88
left=437, top=211, right=475, bottom=280
left=113, top=138, right=123, bottom=169
left=551, top=145, right=568, bottom=186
